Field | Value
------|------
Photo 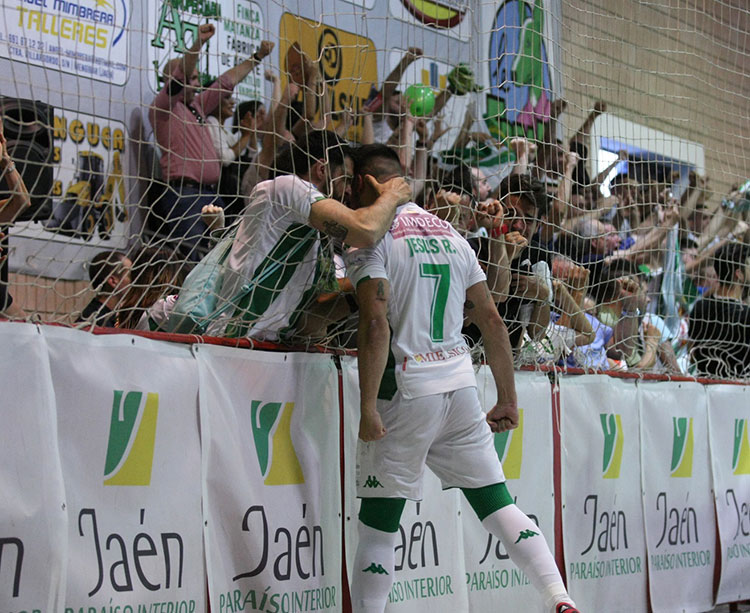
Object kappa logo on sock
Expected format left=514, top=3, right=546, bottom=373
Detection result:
left=670, top=417, right=694, bottom=478
left=514, top=529, right=539, bottom=544
left=362, top=563, right=389, bottom=575
left=363, top=475, right=384, bottom=488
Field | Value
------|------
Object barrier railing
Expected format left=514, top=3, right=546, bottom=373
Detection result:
left=0, top=321, right=748, bottom=612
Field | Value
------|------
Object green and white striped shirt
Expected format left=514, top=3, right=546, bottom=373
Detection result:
left=206, top=175, right=336, bottom=341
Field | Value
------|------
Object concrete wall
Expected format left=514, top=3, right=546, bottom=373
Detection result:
left=558, top=0, right=750, bottom=198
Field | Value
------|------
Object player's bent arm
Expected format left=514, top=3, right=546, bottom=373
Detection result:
left=308, top=189, right=403, bottom=248
left=485, top=236, right=511, bottom=303
left=356, top=277, right=391, bottom=441
left=465, top=281, right=518, bottom=430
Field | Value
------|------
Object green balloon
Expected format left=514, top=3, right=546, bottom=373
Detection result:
left=404, top=84, right=436, bottom=117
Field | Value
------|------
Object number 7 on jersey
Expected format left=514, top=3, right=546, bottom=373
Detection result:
left=419, top=263, right=451, bottom=342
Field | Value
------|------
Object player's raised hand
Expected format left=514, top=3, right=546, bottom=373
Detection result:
left=359, top=410, right=387, bottom=442
left=198, top=23, right=215, bottom=44
left=486, top=401, right=519, bottom=433
left=201, top=204, right=225, bottom=232
left=405, top=47, right=423, bottom=62
left=504, top=230, right=528, bottom=260
left=365, top=174, right=411, bottom=205
left=475, top=199, right=504, bottom=232
left=257, top=40, right=275, bottom=59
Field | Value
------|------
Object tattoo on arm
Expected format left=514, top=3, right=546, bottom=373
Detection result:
left=376, top=280, right=387, bottom=302
left=464, top=299, right=475, bottom=310
left=322, top=220, right=349, bottom=241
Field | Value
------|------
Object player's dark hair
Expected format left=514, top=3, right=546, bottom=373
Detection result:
left=352, top=143, right=402, bottom=182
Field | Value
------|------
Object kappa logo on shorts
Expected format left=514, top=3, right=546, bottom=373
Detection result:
left=733, top=419, right=750, bottom=475
left=103, top=390, right=159, bottom=486
left=251, top=400, right=304, bottom=486
left=362, top=563, right=389, bottom=575
left=600, top=413, right=624, bottom=479
left=363, top=475, right=384, bottom=488
left=670, top=417, right=694, bottom=478
left=493, top=408, right=524, bottom=479
left=514, top=529, right=539, bottom=543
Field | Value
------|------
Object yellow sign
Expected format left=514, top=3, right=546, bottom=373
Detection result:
left=279, top=13, right=378, bottom=142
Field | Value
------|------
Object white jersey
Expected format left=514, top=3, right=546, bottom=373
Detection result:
left=206, top=174, right=336, bottom=341
left=345, top=203, right=486, bottom=399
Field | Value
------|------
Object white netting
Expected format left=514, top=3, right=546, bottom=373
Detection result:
left=0, top=0, right=748, bottom=380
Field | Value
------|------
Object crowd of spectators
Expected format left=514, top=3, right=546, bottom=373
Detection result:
left=1, top=31, right=749, bottom=381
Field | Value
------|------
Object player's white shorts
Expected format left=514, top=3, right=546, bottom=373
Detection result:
left=356, top=386, right=504, bottom=500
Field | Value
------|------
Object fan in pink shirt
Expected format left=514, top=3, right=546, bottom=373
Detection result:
left=149, top=23, right=273, bottom=261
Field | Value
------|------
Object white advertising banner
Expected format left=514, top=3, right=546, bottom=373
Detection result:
left=341, top=355, right=361, bottom=577
left=638, top=381, right=715, bottom=613
left=560, top=375, right=648, bottom=612
left=0, top=0, right=130, bottom=84
left=707, top=384, right=750, bottom=604
left=199, top=347, right=341, bottom=613
left=462, top=369, right=555, bottom=611
left=43, top=326, right=205, bottom=612
left=385, top=476, right=466, bottom=611
left=340, top=357, right=469, bottom=612
left=0, top=323, right=67, bottom=612
left=147, top=0, right=265, bottom=101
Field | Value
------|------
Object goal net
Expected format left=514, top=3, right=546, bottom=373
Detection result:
left=0, top=0, right=748, bottom=380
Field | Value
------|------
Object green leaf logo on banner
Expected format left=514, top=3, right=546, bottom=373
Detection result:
left=670, top=417, right=694, bottom=477
left=493, top=408, right=524, bottom=479
left=600, top=413, right=624, bottom=479
left=103, top=390, right=159, bottom=486
left=250, top=400, right=304, bottom=485
left=732, top=419, right=750, bottom=475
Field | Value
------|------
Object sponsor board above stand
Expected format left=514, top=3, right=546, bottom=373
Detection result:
left=639, top=381, right=715, bottom=613
left=707, top=384, right=750, bottom=605
left=0, top=0, right=131, bottom=84
left=385, top=477, right=466, bottom=611
left=42, top=325, right=205, bottom=612
left=10, top=107, right=130, bottom=280
left=462, top=369, right=554, bottom=611
left=147, top=0, right=265, bottom=101
left=278, top=14, right=378, bottom=143
left=560, top=375, right=648, bottom=612
left=197, top=347, right=341, bottom=613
